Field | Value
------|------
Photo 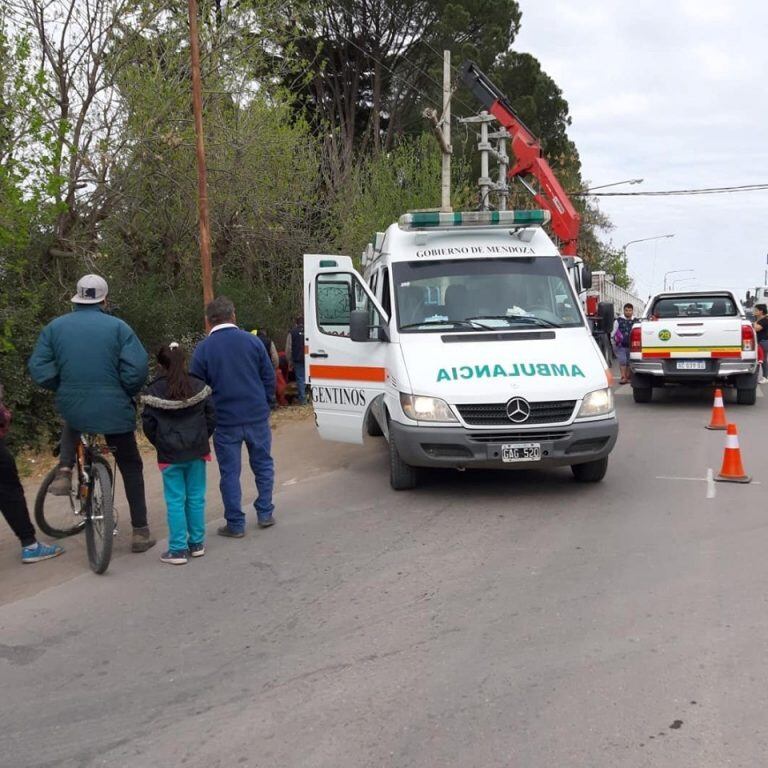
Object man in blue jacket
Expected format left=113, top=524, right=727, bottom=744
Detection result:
left=191, top=297, right=276, bottom=536
left=28, top=275, right=155, bottom=553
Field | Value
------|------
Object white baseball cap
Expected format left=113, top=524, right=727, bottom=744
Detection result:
left=71, top=274, right=108, bottom=304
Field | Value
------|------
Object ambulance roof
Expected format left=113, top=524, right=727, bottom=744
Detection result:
left=372, top=221, right=561, bottom=270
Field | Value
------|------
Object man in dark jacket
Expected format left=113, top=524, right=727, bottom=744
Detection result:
left=191, top=297, right=276, bottom=535
left=28, top=275, right=155, bottom=553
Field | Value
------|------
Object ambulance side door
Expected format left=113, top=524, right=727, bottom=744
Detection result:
left=303, top=254, right=389, bottom=444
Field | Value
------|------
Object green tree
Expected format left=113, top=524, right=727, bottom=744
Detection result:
left=0, top=22, right=61, bottom=447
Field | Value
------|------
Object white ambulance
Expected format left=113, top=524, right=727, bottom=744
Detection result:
left=303, top=209, right=618, bottom=489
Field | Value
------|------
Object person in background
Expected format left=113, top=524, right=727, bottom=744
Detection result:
left=28, top=274, right=155, bottom=553
left=612, top=302, right=637, bottom=385
left=252, top=329, right=279, bottom=410
left=0, top=383, right=64, bottom=563
left=142, top=343, right=216, bottom=565
left=192, top=298, right=276, bottom=535
left=753, top=303, right=768, bottom=384
left=254, top=329, right=279, bottom=370
left=285, top=315, right=306, bottom=405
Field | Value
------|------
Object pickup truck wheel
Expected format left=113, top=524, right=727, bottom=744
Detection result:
left=389, top=433, right=418, bottom=490
left=571, top=457, right=608, bottom=483
left=366, top=409, right=384, bottom=436
left=632, top=386, right=653, bottom=403
left=737, top=386, right=757, bottom=405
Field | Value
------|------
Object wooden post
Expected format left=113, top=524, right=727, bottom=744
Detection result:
left=441, top=50, right=452, bottom=212
left=188, top=0, right=214, bottom=320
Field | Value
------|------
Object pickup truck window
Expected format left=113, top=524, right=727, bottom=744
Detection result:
left=651, top=295, right=737, bottom=319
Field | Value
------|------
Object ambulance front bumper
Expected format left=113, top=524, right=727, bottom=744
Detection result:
left=389, top=416, right=618, bottom=469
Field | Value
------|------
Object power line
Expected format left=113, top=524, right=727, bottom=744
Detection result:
left=578, top=184, right=768, bottom=197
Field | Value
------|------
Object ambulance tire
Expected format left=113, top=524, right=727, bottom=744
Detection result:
left=366, top=409, right=384, bottom=436
left=632, top=386, right=653, bottom=403
left=571, top=457, right=608, bottom=483
left=389, top=434, right=418, bottom=490
left=736, top=386, right=757, bottom=405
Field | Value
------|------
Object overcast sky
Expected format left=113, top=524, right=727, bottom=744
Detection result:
left=513, top=0, right=768, bottom=302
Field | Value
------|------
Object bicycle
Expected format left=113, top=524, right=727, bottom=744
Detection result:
left=34, top=434, right=116, bottom=574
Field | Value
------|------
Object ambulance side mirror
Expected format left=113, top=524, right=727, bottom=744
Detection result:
left=581, top=265, right=593, bottom=291
left=350, top=309, right=389, bottom=343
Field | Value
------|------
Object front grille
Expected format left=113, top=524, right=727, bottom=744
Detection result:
left=456, top=400, right=576, bottom=426
left=467, top=430, right=572, bottom=443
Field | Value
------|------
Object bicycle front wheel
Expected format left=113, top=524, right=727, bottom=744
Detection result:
left=34, top=466, right=87, bottom=539
left=85, top=459, right=114, bottom=574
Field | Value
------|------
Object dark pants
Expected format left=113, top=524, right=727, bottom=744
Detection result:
left=60, top=424, right=148, bottom=529
left=213, top=421, right=274, bottom=532
left=0, top=439, right=36, bottom=547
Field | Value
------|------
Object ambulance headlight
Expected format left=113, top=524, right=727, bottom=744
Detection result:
left=400, top=393, right=458, bottom=422
left=577, top=387, right=614, bottom=418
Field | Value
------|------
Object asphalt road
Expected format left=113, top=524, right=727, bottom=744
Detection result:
left=1, top=384, right=767, bottom=767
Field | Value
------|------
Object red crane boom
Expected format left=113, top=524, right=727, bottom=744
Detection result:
left=460, top=61, right=581, bottom=256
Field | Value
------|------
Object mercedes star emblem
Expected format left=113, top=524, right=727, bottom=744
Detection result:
left=505, top=397, right=531, bottom=423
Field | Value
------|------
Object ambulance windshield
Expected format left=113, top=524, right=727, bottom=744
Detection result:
left=394, top=257, right=582, bottom=332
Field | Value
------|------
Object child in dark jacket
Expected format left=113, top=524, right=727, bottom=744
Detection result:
left=142, top=343, right=216, bottom=565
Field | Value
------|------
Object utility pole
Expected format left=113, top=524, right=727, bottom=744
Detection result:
left=441, top=50, right=451, bottom=212
left=423, top=50, right=453, bottom=211
left=188, top=0, right=214, bottom=318
left=459, top=111, right=496, bottom=209
left=489, top=128, right=510, bottom=210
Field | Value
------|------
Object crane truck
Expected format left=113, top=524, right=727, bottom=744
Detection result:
left=459, top=62, right=644, bottom=362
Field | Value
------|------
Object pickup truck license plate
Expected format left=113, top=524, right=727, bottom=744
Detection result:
left=676, top=361, right=707, bottom=370
left=501, top=443, right=541, bottom=462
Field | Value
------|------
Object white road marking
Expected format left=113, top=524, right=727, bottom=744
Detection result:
left=655, top=474, right=761, bottom=486
left=655, top=475, right=707, bottom=482
left=706, top=468, right=716, bottom=499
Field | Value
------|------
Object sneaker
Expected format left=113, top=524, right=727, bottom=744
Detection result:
left=160, top=549, right=188, bottom=565
left=257, top=515, right=275, bottom=529
left=189, top=542, right=205, bottom=558
left=22, top=541, right=64, bottom=564
left=759, top=376, right=767, bottom=385
left=131, top=526, right=156, bottom=553
left=216, top=525, right=245, bottom=538
left=48, top=467, right=73, bottom=496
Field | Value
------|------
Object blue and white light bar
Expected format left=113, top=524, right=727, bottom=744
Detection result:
left=398, top=209, right=551, bottom=230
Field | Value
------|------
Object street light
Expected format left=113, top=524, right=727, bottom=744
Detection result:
left=622, top=234, right=675, bottom=254
left=664, top=268, right=694, bottom=291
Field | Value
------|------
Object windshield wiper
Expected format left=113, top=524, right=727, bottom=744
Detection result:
left=400, top=319, right=493, bottom=330
left=466, top=314, right=563, bottom=328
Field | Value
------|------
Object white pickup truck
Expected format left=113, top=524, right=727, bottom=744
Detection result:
left=629, top=290, right=759, bottom=404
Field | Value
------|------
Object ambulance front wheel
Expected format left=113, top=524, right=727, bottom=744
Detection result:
left=571, top=457, right=608, bottom=483
left=389, top=434, right=418, bottom=490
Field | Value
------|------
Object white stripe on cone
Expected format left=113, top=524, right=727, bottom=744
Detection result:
left=725, top=435, right=740, bottom=449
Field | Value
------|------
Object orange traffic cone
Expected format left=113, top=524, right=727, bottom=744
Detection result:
left=705, top=388, right=728, bottom=430
left=714, top=423, right=751, bottom=484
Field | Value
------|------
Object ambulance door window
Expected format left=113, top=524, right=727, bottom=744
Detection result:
left=316, top=271, right=383, bottom=339
left=380, top=267, right=392, bottom=317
